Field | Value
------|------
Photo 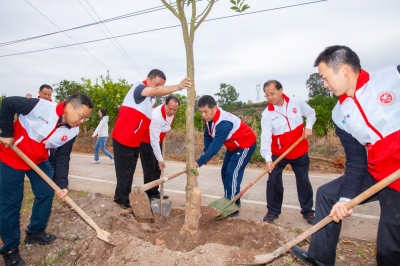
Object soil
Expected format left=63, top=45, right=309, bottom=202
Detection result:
left=6, top=192, right=376, bottom=266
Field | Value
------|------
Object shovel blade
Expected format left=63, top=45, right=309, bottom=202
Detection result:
left=208, top=197, right=232, bottom=211
left=129, top=187, right=154, bottom=222
left=215, top=203, right=240, bottom=219
left=151, top=199, right=172, bottom=217
left=208, top=197, right=240, bottom=219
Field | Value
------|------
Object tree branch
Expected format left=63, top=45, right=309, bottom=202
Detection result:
left=194, top=0, right=216, bottom=31
left=161, top=0, right=180, bottom=18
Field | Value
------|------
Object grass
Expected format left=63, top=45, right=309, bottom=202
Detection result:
left=294, top=228, right=304, bottom=235
left=21, top=180, right=89, bottom=213
left=355, top=248, right=364, bottom=255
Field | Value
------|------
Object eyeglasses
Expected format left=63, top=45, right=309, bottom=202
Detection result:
left=74, top=108, right=89, bottom=122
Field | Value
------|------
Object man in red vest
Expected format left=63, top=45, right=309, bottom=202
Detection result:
left=112, top=69, right=191, bottom=209
left=195, top=95, right=257, bottom=217
left=140, top=95, right=180, bottom=200
left=291, top=45, right=400, bottom=266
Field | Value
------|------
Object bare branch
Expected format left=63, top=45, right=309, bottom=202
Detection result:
left=161, top=0, right=180, bottom=18
left=194, top=0, right=216, bottom=31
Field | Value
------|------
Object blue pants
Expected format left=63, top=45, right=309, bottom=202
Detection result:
left=94, top=136, right=113, bottom=161
left=0, top=161, right=54, bottom=253
left=266, top=153, right=314, bottom=216
left=221, top=143, right=256, bottom=205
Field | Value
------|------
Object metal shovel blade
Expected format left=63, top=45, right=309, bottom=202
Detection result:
left=150, top=199, right=172, bottom=217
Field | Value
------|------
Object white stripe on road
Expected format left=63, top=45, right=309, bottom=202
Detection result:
left=68, top=174, right=379, bottom=220
left=71, top=153, right=339, bottom=179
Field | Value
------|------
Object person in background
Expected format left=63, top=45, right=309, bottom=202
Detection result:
left=260, top=80, right=316, bottom=224
left=91, top=108, right=114, bottom=164
left=38, top=84, right=53, bottom=101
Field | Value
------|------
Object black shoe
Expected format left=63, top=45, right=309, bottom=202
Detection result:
left=227, top=211, right=240, bottom=218
left=24, top=230, right=56, bottom=245
left=263, top=213, right=279, bottom=223
left=303, top=214, right=315, bottom=225
left=114, top=199, right=130, bottom=209
left=3, top=247, right=25, bottom=266
left=154, top=193, right=169, bottom=200
left=291, top=245, right=330, bottom=266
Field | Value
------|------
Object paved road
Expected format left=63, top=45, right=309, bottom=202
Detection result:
left=68, top=153, right=380, bottom=242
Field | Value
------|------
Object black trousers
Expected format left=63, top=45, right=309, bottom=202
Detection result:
left=308, top=173, right=400, bottom=265
left=139, top=142, right=162, bottom=198
left=112, top=138, right=139, bottom=207
left=266, top=153, right=314, bottom=216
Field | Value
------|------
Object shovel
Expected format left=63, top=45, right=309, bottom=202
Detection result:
left=209, top=135, right=305, bottom=219
left=129, top=168, right=185, bottom=221
left=11, top=145, right=113, bottom=245
left=240, top=168, right=400, bottom=265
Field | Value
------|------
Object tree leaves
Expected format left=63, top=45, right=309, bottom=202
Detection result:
left=230, top=0, right=250, bottom=13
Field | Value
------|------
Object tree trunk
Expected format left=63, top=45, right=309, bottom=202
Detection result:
left=180, top=35, right=202, bottom=235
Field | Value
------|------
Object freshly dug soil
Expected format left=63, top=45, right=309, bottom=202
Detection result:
left=10, top=193, right=376, bottom=266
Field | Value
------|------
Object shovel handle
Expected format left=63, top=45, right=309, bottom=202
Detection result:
left=231, top=135, right=305, bottom=202
left=253, top=168, right=400, bottom=264
left=141, top=169, right=186, bottom=192
left=11, top=145, right=107, bottom=237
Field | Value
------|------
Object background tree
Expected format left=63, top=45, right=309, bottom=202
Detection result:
left=53, top=80, right=87, bottom=103
left=0, top=93, right=6, bottom=107
left=161, top=0, right=249, bottom=234
left=306, top=73, right=332, bottom=98
left=214, top=83, right=239, bottom=111
left=307, top=94, right=337, bottom=136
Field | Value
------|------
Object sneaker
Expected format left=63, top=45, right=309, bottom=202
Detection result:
left=3, top=247, right=25, bottom=266
left=263, top=213, right=279, bottom=223
left=24, top=230, right=56, bottom=245
left=91, top=160, right=100, bottom=164
left=110, top=159, right=114, bottom=165
left=303, top=214, right=315, bottom=225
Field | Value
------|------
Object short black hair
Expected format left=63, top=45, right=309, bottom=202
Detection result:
left=148, top=69, right=166, bottom=81
left=263, top=80, right=282, bottom=92
left=39, top=84, right=53, bottom=92
left=66, top=93, right=94, bottom=109
left=314, top=45, right=361, bottom=73
left=99, top=108, right=107, bottom=116
left=198, top=95, right=217, bottom=109
left=165, top=95, right=180, bottom=106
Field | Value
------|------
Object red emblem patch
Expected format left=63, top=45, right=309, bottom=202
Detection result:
left=61, top=135, right=68, bottom=142
left=292, top=108, right=297, bottom=114
left=377, top=91, right=396, bottom=106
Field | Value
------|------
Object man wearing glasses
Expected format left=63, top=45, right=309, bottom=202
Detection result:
left=0, top=93, right=93, bottom=266
left=260, top=80, right=316, bottom=224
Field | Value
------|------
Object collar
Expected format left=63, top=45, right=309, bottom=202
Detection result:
left=339, top=69, right=370, bottom=104
left=267, top=93, right=289, bottom=111
left=56, top=101, right=72, bottom=129
left=161, top=104, right=167, bottom=120
left=212, top=107, right=221, bottom=123
left=142, top=80, right=147, bottom=85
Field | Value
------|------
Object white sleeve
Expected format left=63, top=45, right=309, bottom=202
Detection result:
left=150, top=118, right=163, bottom=162
left=260, top=110, right=273, bottom=162
left=92, top=118, right=105, bottom=137
left=298, top=98, right=316, bottom=130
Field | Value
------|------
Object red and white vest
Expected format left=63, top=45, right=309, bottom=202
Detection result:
left=332, top=67, right=400, bottom=191
left=142, top=104, right=173, bottom=144
left=112, top=81, right=155, bottom=147
left=261, top=94, right=315, bottom=160
left=207, top=108, right=256, bottom=151
left=0, top=100, right=79, bottom=170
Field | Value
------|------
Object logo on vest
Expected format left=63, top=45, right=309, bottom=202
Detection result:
left=272, top=116, right=279, bottom=121
left=377, top=91, right=395, bottom=106
left=342, top=114, right=350, bottom=124
left=60, top=135, right=68, bottom=142
left=38, top=116, right=49, bottom=124
left=292, top=108, right=297, bottom=114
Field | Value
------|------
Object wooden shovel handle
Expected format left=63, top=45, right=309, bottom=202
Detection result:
left=254, top=168, right=400, bottom=263
left=231, top=135, right=305, bottom=202
left=141, top=169, right=186, bottom=192
left=11, top=145, right=105, bottom=234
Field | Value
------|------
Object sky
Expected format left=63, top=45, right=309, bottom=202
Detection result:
left=0, top=0, right=399, bottom=103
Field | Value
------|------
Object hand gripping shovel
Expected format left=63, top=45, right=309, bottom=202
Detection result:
left=240, top=168, right=400, bottom=265
left=209, top=135, right=305, bottom=219
left=11, top=145, right=113, bottom=245
left=129, top=169, right=185, bottom=221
